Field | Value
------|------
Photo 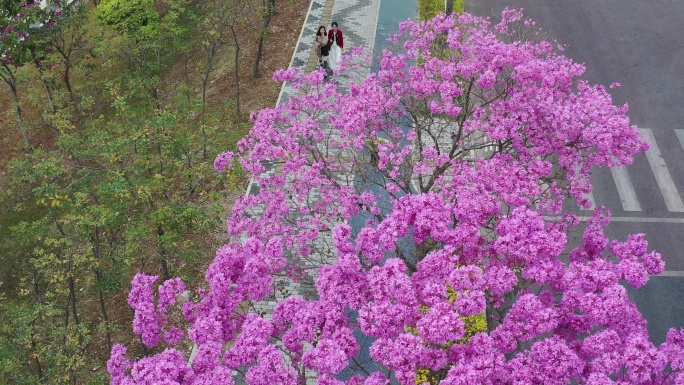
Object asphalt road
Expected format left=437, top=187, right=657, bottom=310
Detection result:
left=467, top=0, right=684, bottom=343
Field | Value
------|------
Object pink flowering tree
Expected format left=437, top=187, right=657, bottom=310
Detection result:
left=109, top=9, right=684, bottom=385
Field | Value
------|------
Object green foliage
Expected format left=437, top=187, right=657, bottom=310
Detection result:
left=455, top=0, right=464, bottom=13
left=0, top=301, right=92, bottom=385
left=417, top=0, right=464, bottom=21
left=1, top=1, right=70, bottom=148
left=412, top=284, right=489, bottom=385
left=97, top=0, right=158, bottom=35
left=0, top=0, right=252, bottom=383
left=0, top=302, right=38, bottom=385
left=0, top=202, right=46, bottom=296
left=1, top=88, right=244, bottom=383
left=95, top=0, right=196, bottom=98
left=418, top=0, right=444, bottom=21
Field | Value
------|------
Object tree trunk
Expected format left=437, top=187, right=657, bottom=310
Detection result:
left=63, top=63, right=76, bottom=104
left=253, top=0, right=276, bottom=78
left=68, top=274, right=80, bottom=325
left=95, top=269, right=112, bottom=351
left=161, top=257, right=171, bottom=281
left=445, top=0, right=454, bottom=14
left=183, top=51, right=191, bottom=101
left=91, top=228, right=112, bottom=351
left=30, top=320, right=44, bottom=380
left=30, top=271, right=45, bottom=379
left=55, top=223, right=80, bottom=325
left=44, top=82, right=57, bottom=114
left=32, top=268, right=42, bottom=304
left=62, top=295, right=71, bottom=346
left=201, top=43, right=218, bottom=120
left=64, top=296, right=71, bottom=329
left=253, top=31, right=266, bottom=78
left=157, top=225, right=171, bottom=280
left=7, top=76, right=31, bottom=149
left=42, top=82, right=62, bottom=137
left=200, top=42, right=219, bottom=160
left=230, top=26, right=242, bottom=121
left=415, top=237, right=438, bottom=263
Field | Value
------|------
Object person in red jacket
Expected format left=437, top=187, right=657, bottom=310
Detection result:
left=328, top=21, right=343, bottom=71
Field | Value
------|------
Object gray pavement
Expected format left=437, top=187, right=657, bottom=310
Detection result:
left=246, top=0, right=383, bottom=320
left=232, top=1, right=385, bottom=381
left=467, top=0, right=684, bottom=344
left=278, top=0, right=382, bottom=104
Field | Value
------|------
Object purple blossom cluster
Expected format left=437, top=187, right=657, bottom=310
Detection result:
left=1, top=0, right=67, bottom=67
left=213, top=151, right=234, bottom=171
left=128, top=274, right=186, bottom=347
left=110, top=9, right=684, bottom=385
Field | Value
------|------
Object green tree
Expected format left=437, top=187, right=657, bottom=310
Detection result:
left=0, top=0, right=68, bottom=148
left=197, top=0, right=249, bottom=122
left=253, top=0, right=277, bottom=78
left=96, top=0, right=195, bottom=112
left=0, top=1, right=253, bottom=383
left=41, top=1, right=89, bottom=109
left=1, top=90, right=242, bottom=382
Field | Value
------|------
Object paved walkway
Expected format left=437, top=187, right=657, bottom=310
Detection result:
left=244, top=0, right=382, bottom=318
left=278, top=0, right=382, bottom=103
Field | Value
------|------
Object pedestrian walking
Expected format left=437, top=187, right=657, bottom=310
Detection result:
left=314, top=26, right=328, bottom=66
left=328, top=21, right=344, bottom=71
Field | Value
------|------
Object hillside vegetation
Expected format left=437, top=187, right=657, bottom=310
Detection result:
left=0, top=0, right=308, bottom=384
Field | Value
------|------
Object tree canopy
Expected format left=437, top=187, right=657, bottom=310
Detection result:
left=109, top=10, right=684, bottom=385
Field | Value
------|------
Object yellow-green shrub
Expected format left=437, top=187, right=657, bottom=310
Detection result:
left=418, top=0, right=444, bottom=21
left=410, top=284, right=488, bottom=384
left=418, top=0, right=464, bottom=22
